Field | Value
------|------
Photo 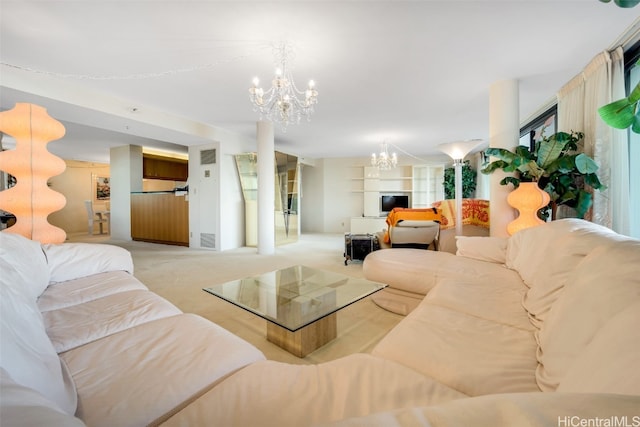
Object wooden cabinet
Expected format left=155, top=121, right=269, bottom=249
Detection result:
left=143, top=155, right=188, bottom=181
left=131, top=193, right=189, bottom=246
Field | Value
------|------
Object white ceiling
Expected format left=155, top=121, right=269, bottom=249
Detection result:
left=1, top=1, right=639, bottom=164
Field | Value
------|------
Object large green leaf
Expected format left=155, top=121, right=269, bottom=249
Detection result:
left=546, top=155, right=576, bottom=175
left=632, top=110, right=640, bottom=134
left=575, top=191, right=594, bottom=219
left=499, top=176, right=522, bottom=187
left=629, top=80, right=640, bottom=102
left=598, top=77, right=640, bottom=133
left=484, top=147, right=516, bottom=162
left=518, top=160, right=545, bottom=180
left=482, top=147, right=533, bottom=175
left=598, top=97, right=637, bottom=129
left=575, top=153, right=599, bottom=174
left=536, top=132, right=571, bottom=169
left=481, top=160, right=512, bottom=174
left=584, top=173, right=606, bottom=191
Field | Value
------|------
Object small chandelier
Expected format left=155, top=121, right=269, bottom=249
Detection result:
left=249, top=43, right=318, bottom=131
left=371, top=141, right=398, bottom=170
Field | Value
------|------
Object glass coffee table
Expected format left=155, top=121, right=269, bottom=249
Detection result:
left=203, top=265, right=387, bottom=357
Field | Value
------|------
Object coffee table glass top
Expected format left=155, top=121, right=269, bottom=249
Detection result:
left=203, top=265, right=387, bottom=332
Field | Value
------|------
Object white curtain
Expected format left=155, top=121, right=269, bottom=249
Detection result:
left=556, top=47, right=629, bottom=234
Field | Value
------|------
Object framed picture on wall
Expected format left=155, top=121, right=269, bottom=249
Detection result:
left=96, top=176, right=110, bottom=200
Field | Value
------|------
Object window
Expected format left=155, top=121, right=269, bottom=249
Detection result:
left=519, top=106, right=557, bottom=152
left=625, top=43, right=640, bottom=238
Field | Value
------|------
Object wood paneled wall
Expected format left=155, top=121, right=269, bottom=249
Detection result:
left=131, top=193, right=189, bottom=246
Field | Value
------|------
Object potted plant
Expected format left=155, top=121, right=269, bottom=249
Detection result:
left=481, top=129, right=606, bottom=220
left=443, top=160, right=477, bottom=199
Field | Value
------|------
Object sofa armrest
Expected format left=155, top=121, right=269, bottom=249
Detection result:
left=43, top=243, right=134, bottom=283
left=1, top=368, right=87, bottom=427
left=455, top=236, right=507, bottom=264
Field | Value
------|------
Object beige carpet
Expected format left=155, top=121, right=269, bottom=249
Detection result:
left=67, top=232, right=403, bottom=365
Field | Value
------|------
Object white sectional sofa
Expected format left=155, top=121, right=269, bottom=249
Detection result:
left=160, top=219, right=640, bottom=426
left=1, top=218, right=639, bottom=427
left=0, top=232, right=265, bottom=427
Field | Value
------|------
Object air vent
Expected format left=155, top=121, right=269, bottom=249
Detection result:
left=200, top=149, right=216, bottom=165
left=200, top=233, right=216, bottom=249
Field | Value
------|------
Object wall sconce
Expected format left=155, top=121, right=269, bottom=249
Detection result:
left=0, top=103, right=67, bottom=244
left=438, top=139, right=485, bottom=236
left=506, top=182, right=549, bottom=235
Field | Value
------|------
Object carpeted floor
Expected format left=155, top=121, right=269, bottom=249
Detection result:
left=67, top=232, right=403, bottom=365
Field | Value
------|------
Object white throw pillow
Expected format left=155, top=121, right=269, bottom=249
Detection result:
left=43, top=242, right=134, bottom=283
left=0, top=258, right=77, bottom=415
left=0, top=232, right=49, bottom=300
left=455, top=236, right=507, bottom=264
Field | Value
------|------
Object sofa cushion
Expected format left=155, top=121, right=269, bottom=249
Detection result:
left=43, top=242, right=134, bottom=283
left=43, top=289, right=182, bottom=353
left=61, top=313, right=265, bottom=427
left=505, top=219, right=624, bottom=328
left=455, top=236, right=507, bottom=264
left=0, top=368, right=86, bottom=427
left=162, top=354, right=466, bottom=427
left=425, top=276, right=533, bottom=331
left=372, top=303, right=539, bottom=396
left=557, top=301, right=640, bottom=395
left=0, top=232, right=49, bottom=300
left=364, top=249, right=510, bottom=297
left=0, top=257, right=77, bottom=415
left=37, top=270, right=147, bottom=312
left=536, top=239, right=640, bottom=391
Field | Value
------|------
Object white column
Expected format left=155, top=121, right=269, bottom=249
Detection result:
left=109, top=144, right=142, bottom=241
left=257, top=121, right=275, bottom=254
left=489, top=80, right=519, bottom=237
left=454, top=159, right=463, bottom=237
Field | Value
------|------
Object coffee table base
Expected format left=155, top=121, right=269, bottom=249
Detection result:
left=266, top=313, right=337, bottom=357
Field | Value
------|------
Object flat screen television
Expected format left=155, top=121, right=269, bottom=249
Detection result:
left=381, top=195, right=409, bottom=213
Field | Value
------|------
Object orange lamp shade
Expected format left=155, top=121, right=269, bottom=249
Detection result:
left=0, top=103, right=67, bottom=244
left=506, top=182, right=550, bottom=236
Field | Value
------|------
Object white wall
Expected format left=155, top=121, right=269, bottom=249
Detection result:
left=300, top=160, right=324, bottom=233
left=323, top=157, right=369, bottom=233
left=188, top=133, right=254, bottom=251
left=48, top=160, right=110, bottom=234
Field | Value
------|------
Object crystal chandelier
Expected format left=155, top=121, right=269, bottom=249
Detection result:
left=371, top=141, right=398, bottom=170
left=249, top=43, right=318, bottom=131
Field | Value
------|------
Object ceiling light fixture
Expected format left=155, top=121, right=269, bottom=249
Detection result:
left=249, top=42, right=318, bottom=131
left=371, top=141, right=398, bottom=170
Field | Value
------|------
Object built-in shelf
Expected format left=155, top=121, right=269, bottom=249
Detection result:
left=349, top=163, right=445, bottom=226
